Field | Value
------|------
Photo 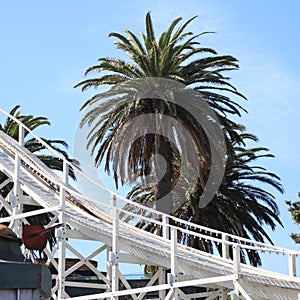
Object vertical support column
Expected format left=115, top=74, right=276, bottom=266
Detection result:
left=57, top=160, right=68, bottom=299
left=159, top=215, right=169, bottom=299
left=222, top=233, right=229, bottom=259
left=11, top=125, right=25, bottom=236
left=170, top=227, right=178, bottom=300
left=110, top=194, right=119, bottom=300
left=288, top=253, right=296, bottom=276
left=162, top=215, right=170, bottom=239
left=231, top=292, right=239, bottom=300
left=158, top=266, right=166, bottom=299
left=106, top=246, right=112, bottom=293
left=233, top=244, right=241, bottom=279
left=62, top=159, right=69, bottom=185
left=219, top=288, right=228, bottom=300
left=232, top=244, right=241, bottom=300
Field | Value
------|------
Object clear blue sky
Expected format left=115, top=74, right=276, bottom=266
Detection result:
left=1, top=0, right=300, bottom=274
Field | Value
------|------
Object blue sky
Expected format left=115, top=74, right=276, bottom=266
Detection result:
left=1, top=1, right=300, bottom=274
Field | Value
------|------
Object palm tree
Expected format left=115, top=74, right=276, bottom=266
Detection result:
left=174, top=127, right=283, bottom=266
left=126, top=127, right=283, bottom=266
left=75, top=13, right=283, bottom=266
left=75, top=12, right=246, bottom=208
left=0, top=105, right=77, bottom=248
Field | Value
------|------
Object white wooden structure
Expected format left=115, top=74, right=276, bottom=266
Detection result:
left=0, top=107, right=300, bottom=300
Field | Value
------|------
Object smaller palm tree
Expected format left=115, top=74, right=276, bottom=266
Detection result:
left=0, top=105, right=77, bottom=249
left=286, top=197, right=300, bottom=243
left=125, top=126, right=283, bottom=266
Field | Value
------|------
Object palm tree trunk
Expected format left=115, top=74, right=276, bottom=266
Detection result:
left=153, top=135, right=174, bottom=213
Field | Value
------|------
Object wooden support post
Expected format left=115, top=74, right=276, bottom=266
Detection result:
left=111, top=194, right=119, bottom=300
left=231, top=290, right=239, bottom=300
left=57, top=160, right=68, bottom=299
left=233, top=245, right=241, bottom=280
left=219, top=288, right=228, bottom=300
left=57, top=224, right=67, bottom=299
left=18, top=125, right=24, bottom=147
left=162, top=214, right=170, bottom=240
left=11, top=127, right=24, bottom=237
left=160, top=214, right=169, bottom=298
left=158, top=267, right=166, bottom=299
left=170, top=227, right=178, bottom=300
left=222, top=233, right=229, bottom=259
left=106, top=246, right=112, bottom=293
left=289, top=253, right=296, bottom=277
